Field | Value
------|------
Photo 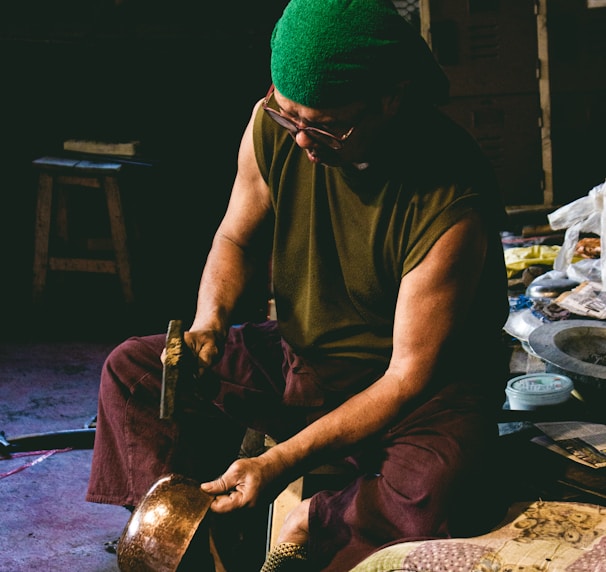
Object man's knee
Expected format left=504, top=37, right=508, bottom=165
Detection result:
left=102, top=335, right=165, bottom=387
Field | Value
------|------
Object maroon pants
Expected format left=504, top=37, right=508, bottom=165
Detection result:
left=87, top=321, right=504, bottom=571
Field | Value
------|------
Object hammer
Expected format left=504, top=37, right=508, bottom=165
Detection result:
left=160, top=319, right=189, bottom=420
left=160, top=319, right=218, bottom=420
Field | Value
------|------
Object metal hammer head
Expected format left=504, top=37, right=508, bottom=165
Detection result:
left=160, top=319, right=184, bottom=420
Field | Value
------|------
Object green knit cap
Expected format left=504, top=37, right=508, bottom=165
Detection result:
left=270, top=0, right=448, bottom=108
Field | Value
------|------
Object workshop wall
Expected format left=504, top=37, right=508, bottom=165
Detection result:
left=424, top=0, right=606, bottom=209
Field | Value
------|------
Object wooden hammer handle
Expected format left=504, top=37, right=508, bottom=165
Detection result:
left=160, top=319, right=183, bottom=420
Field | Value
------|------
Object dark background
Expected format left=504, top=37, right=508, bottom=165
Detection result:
left=0, top=0, right=289, bottom=341
left=1, top=0, right=605, bottom=342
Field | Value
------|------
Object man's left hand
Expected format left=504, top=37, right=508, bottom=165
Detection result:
left=201, top=456, right=276, bottom=513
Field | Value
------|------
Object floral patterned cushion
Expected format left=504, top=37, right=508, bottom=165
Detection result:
left=350, top=501, right=606, bottom=571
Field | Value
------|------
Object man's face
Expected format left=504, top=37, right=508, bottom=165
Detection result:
left=271, top=88, right=378, bottom=167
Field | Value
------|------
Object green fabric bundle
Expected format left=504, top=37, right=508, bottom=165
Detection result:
left=270, top=0, right=448, bottom=108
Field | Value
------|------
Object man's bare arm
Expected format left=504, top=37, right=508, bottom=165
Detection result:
left=270, top=212, right=487, bottom=461
left=203, top=212, right=489, bottom=511
left=187, top=101, right=273, bottom=368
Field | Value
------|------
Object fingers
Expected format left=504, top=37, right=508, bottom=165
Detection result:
left=200, top=476, right=229, bottom=496
left=198, top=340, right=221, bottom=368
left=200, top=480, right=248, bottom=514
left=183, top=330, right=223, bottom=375
left=210, top=490, right=246, bottom=513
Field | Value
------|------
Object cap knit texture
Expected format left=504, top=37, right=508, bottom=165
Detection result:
left=270, top=0, right=448, bottom=108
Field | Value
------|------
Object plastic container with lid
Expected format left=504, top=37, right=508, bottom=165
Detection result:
left=505, top=373, right=574, bottom=410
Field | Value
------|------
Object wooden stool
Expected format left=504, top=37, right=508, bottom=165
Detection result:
left=32, top=156, right=134, bottom=303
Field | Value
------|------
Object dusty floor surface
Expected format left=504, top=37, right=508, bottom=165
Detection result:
left=0, top=341, right=127, bottom=572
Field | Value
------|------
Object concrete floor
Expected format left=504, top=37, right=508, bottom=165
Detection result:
left=0, top=336, right=270, bottom=572
left=1, top=341, right=127, bottom=572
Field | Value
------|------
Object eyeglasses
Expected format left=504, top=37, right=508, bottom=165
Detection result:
left=262, top=85, right=359, bottom=150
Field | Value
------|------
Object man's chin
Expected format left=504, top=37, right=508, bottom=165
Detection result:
left=306, top=149, right=340, bottom=167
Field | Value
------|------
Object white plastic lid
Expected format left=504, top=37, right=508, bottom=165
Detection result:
left=507, top=373, right=573, bottom=395
left=505, top=373, right=574, bottom=409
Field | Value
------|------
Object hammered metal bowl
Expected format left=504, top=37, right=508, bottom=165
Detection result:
left=117, top=473, right=213, bottom=572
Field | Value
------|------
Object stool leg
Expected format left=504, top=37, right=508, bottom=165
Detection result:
left=103, top=175, right=134, bottom=303
left=55, top=187, right=69, bottom=243
left=32, top=172, right=53, bottom=303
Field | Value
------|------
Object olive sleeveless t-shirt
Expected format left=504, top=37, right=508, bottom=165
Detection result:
left=253, top=100, right=508, bottom=377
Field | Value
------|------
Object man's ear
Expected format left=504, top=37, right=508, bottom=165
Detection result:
left=381, top=80, right=412, bottom=117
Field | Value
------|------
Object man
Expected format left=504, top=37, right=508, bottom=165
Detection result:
left=87, top=0, right=510, bottom=570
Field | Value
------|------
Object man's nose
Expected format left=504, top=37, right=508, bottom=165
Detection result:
left=294, top=129, right=315, bottom=148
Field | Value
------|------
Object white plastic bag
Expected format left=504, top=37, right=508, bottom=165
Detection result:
left=567, top=258, right=602, bottom=284
left=548, top=180, right=606, bottom=289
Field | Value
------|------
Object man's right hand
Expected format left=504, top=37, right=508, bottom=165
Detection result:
left=183, top=328, right=226, bottom=379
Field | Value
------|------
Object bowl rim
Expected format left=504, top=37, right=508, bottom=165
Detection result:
left=528, top=319, right=606, bottom=379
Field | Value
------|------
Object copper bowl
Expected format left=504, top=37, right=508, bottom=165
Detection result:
left=117, top=473, right=213, bottom=572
